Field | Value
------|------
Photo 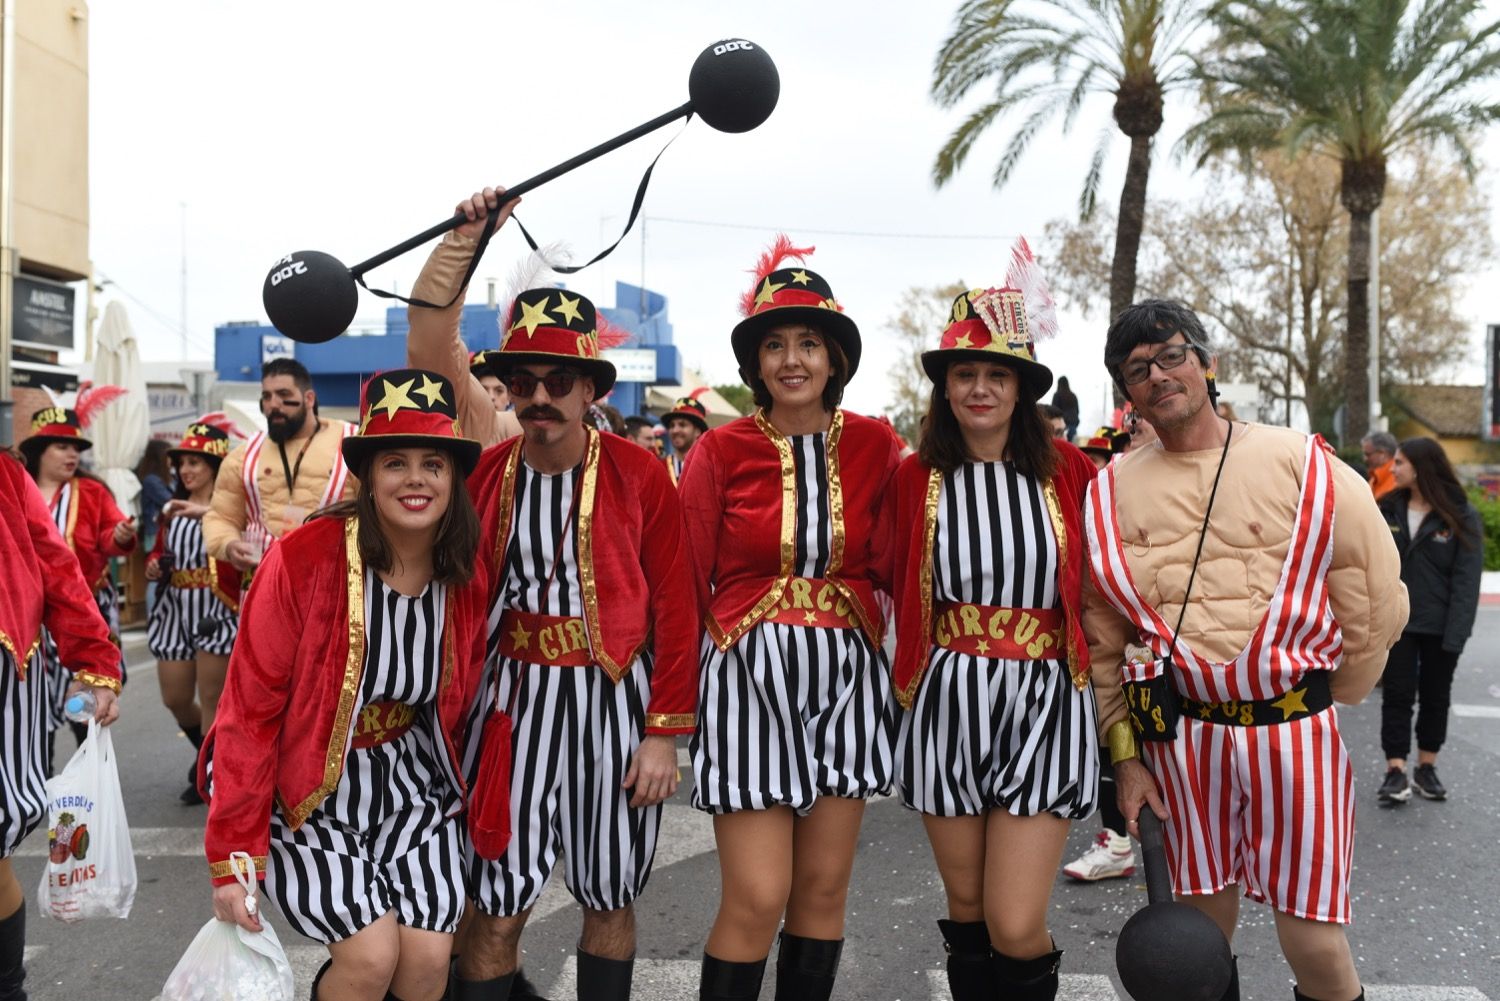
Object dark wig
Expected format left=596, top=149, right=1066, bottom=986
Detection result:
left=1394, top=437, right=1476, bottom=547
left=739, top=327, right=848, bottom=414
left=917, top=360, right=1059, bottom=480
left=1104, top=299, right=1215, bottom=398
left=314, top=451, right=481, bottom=586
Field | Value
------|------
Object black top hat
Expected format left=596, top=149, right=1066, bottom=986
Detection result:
left=662, top=393, right=710, bottom=433
left=730, top=237, right=861, bottom=378
left=491, top=289, right=618, bottom=399
left=342, top=369, right=482, bottom=475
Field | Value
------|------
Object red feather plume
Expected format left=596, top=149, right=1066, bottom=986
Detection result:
left=687, top=387, right=711, bottom=400
left=196, top=411, right=247, bottom=439
left=73, top=383, right=128, bottom=429
left=596, top=313, right=631, bottom=351
left=739, top=234, right=816, bottom=318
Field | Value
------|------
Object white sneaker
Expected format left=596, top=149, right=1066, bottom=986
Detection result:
left=1062, top=830, right=1136, bottom=881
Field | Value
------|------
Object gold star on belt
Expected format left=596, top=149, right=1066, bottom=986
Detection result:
left=975, top=639, right=991, bottom=655
left=802, top=610, right=819, bottom=625
left=509, top=620, right=532, bottom=651
left=1271, top=686, right=1309, bottom=721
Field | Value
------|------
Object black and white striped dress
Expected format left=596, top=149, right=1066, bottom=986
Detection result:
left=897, top=461, right=1099, bottom=818
left=41, top=482, right=124, bottom=732
left=263, top=574, right=463, bottom=943
left=691, top=433, right=897, bottom=815
left=1, top=648, right=51, bottom=857
left=465, top=462, right=660, bottom=917
left=146, top=515, right=238, bottom=662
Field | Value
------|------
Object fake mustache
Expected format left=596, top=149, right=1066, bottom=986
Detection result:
left=520, top=406, right=566, bottom=422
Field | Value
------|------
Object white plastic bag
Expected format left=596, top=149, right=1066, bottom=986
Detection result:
left=36, top=718, right=136, bottom=921
left=155, top=852, right=295, bottom=1001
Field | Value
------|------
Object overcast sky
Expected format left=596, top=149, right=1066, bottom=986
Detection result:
left=86, top=0, right=1500, bottom=432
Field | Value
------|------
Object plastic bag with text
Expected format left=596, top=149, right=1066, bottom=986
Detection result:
left=36, top=719, right=136, bottom=921
left=154, top=852, right=295, bottom=1001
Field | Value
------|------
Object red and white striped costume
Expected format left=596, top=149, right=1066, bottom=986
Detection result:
left=1087, top=434, right=1356, bottom=922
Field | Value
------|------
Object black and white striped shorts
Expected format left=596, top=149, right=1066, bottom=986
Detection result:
left=691, top=623, right=897, bottom=815
left=465, top=656, right=660, bottom=915
left=0, top=650, right=49, bottom=858
left=147, top=584, right=237, bottom=662
left=264, top=805, right=464, bottom=944
left=898, top=651, right=1100, bottom=819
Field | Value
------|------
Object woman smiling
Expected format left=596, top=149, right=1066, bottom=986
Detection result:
left=203, top=369, right=506, bottom=1001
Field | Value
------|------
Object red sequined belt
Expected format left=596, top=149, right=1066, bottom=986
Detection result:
left=351, top=700, right=418, bottom=749
left=497, top=609, right=593, bottom=667
left=932, top=602, right=1065, bottom=661
left=763, top=577, right=863, bottom=630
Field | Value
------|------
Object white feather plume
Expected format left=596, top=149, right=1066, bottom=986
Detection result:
left=498, top=242, right=572, bottom=341
left=1003, top=236, right=1058, bottom=342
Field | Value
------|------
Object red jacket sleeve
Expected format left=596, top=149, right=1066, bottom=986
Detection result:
left=21, top=471, right=119, bottom=684
left=637, top=456, right=702, bottom=736
left=678, top=432, right=724, bottom=623
left=864, top=427, right=902, bottom=596
left=92, top=480, right=135, bottom=558
left=202, top=542, right=299, bottom=885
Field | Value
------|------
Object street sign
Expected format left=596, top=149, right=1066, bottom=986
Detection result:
left=603, top=348, right=657, bottom=383
left=10, top=274, right=75, bottom=351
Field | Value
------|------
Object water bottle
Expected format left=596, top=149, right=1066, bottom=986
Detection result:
left=63, top=690, right=96, bottom=723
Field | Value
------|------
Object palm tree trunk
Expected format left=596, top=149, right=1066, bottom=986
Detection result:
left=1344, top=208, right=1372, bottom=444
left=1109, top=133, right=1153, bottom=323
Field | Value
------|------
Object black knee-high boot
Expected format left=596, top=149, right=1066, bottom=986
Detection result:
left=310, top=959, right=331, bottom=1001
left=511, top=967, right=548, bottom=1000
left=937, top=920, right=990, bottom=1001
left=181, top=723, right=206, bottom=804
left=183, top=723, right=204, bottom=748
left=698, top=953, right=767, bottom=1001
left=1293, top=989, right=1364, bottom=1001
left=0, top=906, right=26, bottom=1001
left=991, top=945, right=1062, bottom=1001
left=773, top=932, right=842, bottom=1001
left=576, top=950, right=633, bottom=1001
left=450, top=971, right=516, bottom=1000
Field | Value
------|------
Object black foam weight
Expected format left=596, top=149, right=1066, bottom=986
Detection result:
left=1116, top=901, right=1233, bottom=1001
left=689, top=39, right=779, bottom=133
left=262, top=250, right=358, bottom=344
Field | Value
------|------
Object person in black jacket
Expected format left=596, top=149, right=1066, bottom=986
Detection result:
left=1376, top=437, right=1484, bottom=805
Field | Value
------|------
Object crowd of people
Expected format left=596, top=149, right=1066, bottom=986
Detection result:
left=0, top=186, right=1487, bottom=1001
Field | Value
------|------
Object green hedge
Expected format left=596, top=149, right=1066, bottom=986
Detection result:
left=1466, top=488, right=1500, bottom=571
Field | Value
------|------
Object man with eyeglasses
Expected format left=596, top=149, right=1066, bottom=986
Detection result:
left=1082, top=300, right=1406, bottom=1001
left=405, top=188, right=700, bottom=1001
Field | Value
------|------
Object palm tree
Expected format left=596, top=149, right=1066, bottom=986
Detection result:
left=931, top=0, right=1205, bottom=323
left=1185, top=0, right=1500, bottom=443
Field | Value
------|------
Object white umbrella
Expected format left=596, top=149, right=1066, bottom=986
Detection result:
left=90, top=301, right=151, bottom=515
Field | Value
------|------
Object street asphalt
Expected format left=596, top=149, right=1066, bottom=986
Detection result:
left=13, top=610, right=1500, bottom=1000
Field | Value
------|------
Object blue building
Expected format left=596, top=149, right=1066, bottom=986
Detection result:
left=215, top=281, right=682, bottom=418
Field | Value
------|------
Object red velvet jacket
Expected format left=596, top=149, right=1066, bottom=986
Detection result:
left=147, top=516, right=241, bottom=613
left=0, top=455, right=120, bottom=688
left=48, top=475, right=135, bottom=589
left=891, top=441, right=1098, bottom=709
left=679, top=410, right=901, bottom=652
left=469, top=428, right=700, bottom=736
left=201, top=515, right=493, bottom=885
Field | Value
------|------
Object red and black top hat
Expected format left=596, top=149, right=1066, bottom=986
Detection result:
left=492, top=288, right=621, bottom=398
left=730, top=235, right=861, bottom=378
left=662, top=389, right=710, bottom=433
left=342, top=369, right=482, bottom=475
left=169, top=414, right=244, bottom=465
left=921, top=239, right=1059, bottom=399
left=20, top=384, right=130, bottom=459
left=1078, top=426, right=1128, bottom=460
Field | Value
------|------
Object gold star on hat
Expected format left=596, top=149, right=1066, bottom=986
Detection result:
left=372, top=377, right=419, bottom=420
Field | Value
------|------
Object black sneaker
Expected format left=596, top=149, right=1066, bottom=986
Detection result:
left=1377, top=767, right=1411, bottom=806
left=1412, top=764, right=1447, bottom=801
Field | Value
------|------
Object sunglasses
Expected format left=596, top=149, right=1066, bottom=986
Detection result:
left=503, top=371, right=579, bottom=398
left=1119, top=344, right=1193, bottom=386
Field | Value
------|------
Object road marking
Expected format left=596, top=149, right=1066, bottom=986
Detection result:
left=1366, top=989, right=1492, bottom=1000
left=1453, top=703, right=1500, bottom=719
left=927, top=969, right=1121, bottom=999
left=23, top=945, right=44, bottom=964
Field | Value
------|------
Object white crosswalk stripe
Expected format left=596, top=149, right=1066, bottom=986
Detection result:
left=927, top=969, right=1122, bottom=1000
left=1365, top=989, right=1492, bottom=1000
